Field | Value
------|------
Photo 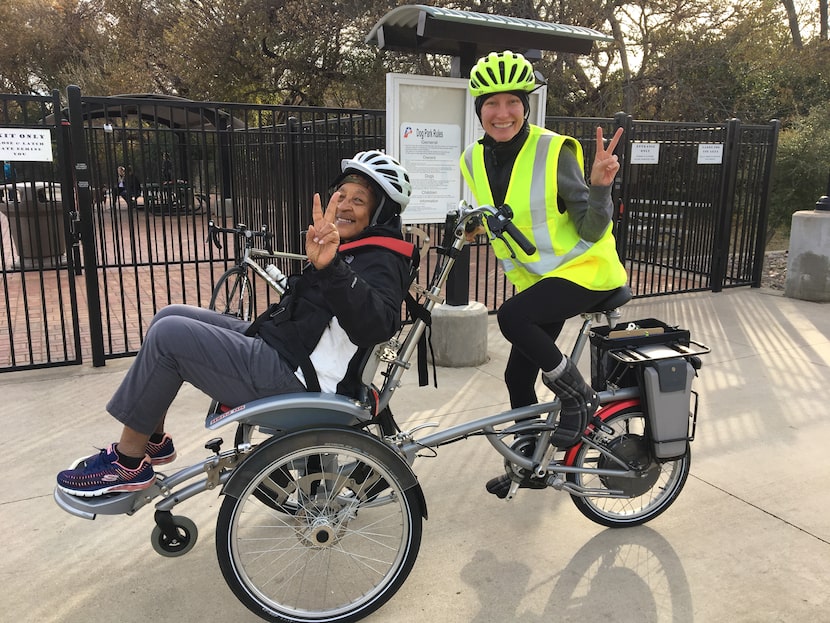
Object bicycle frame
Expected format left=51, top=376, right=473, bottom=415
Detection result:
left=209, top=221, right=309, bottom=318
left=365, top=202, right=707, bottom=500
left=56, top=202, right=707, bottom=519
left=240, top=249, right=305, bottom=297
left=54, top=202, right=710, bottom=623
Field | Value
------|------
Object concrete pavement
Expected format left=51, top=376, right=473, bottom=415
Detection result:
left=1, top=286, right=828, bottom=622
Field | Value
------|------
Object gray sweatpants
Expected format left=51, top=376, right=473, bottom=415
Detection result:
left=106, top=304, right=305, bottom=435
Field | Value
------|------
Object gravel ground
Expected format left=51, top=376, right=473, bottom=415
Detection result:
left=762, top=250, right=788, bottom=290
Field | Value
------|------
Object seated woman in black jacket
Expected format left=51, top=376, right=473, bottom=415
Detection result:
left=57, top=150, right=413, bottom=497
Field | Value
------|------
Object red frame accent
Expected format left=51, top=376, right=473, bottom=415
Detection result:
left=562, top=398, right=641, bottom=465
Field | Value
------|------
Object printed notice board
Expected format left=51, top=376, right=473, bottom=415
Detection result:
left=386, top=73, right=547, bottom=223
left=399, top=123, right=462, bottom=223
left=386, top=74, right=469, bottom=223
left=0, top=128, right=53, bottom=161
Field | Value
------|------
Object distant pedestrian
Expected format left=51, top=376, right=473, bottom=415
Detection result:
left=113, top=165, right=141, bottom=208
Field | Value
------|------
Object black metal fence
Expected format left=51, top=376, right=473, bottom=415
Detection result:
left=0, top=89, right=778, bottom=372
left=1, top=92, right=83, bottom=370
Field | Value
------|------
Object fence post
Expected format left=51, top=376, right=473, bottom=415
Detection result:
left=710, top=118, right=741, bottom=293
left=445, top=246, right=471, bottom=306
left=750, top=119, right=781, bottom=287
left=613, top=111, right=633, bottom=262
left=67, top=85, right=106, bottom=367
left=218, top=115, right=233, bottom=219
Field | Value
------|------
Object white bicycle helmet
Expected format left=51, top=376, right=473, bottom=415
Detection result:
left=339, top=150, right=412, bottom=212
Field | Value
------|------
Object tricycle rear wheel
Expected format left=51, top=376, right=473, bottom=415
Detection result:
left=567, top=406, right=690, bottom=527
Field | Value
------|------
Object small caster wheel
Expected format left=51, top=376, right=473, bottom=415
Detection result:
left=151, top=515, right=198, bottom=557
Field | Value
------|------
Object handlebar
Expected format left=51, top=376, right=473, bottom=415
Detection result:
left=448, top=202, right=536, bottom=258
left=208, top=221, right=273, bottom=254
left=485, top=204, right=537, bottom=256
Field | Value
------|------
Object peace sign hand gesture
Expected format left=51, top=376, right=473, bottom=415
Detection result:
left=306, top=192, right=341, bottom=270
left=590, top=126, right=624, bottom=188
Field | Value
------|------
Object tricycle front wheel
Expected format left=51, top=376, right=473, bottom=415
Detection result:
left=215, top=428, right=424, bottom=622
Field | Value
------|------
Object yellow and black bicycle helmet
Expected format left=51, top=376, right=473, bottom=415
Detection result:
left=468, top=51, right=537, bottom=98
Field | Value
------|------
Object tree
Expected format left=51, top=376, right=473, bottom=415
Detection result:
left=780, top=0, right=803, bottom=47
left=1, top=0, right=827, bottom=124
left=0, top=0, right=109, bottom=94
left=768, top=101, right=830, bottom=240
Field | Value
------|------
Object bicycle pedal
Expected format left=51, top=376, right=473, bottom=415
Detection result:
left=485, top=474, right=513, bottom=499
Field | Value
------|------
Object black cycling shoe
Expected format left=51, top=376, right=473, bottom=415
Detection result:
left=543, top=357, right=598, bottom=448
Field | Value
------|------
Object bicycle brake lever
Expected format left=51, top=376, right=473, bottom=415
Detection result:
left=207, top=225, right=223, bottom=250
left=494, top=231, right=518, bottom=259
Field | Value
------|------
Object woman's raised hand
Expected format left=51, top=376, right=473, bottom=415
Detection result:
left=306, top=192, right=340, bottom=269
left=590, top=126, right=624, bottom=188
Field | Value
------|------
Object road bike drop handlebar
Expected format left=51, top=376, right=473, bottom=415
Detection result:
left=207, top=221, right=274, bottom=254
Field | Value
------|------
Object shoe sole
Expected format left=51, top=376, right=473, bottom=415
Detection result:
left=58, top=475, right=156, bottom=498
left=148, top=452, right=177, bottom=466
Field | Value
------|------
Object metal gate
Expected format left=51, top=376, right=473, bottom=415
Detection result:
left=1, top=91, right=83, bottom=371
left=613, top=115, right=779, bottom=296
left=0, top=88, right=779, bottom=372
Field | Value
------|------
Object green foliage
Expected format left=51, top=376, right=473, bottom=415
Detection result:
left=768, top=102, right=830, bottom=240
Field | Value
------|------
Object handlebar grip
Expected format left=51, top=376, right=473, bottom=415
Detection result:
left=503, top=220, right=536, bottom=255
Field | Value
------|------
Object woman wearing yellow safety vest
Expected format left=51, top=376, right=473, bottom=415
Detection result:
left=460, top=51, right=628, bottom=495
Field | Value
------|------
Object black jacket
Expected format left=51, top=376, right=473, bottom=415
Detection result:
left=255, top=221, right=411, bottom=398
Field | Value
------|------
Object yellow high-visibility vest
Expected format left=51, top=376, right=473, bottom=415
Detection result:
left=460, top=125, right=627, bottom=292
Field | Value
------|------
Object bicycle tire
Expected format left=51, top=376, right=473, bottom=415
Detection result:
left=216, top=428, right=424, bottom=623
left=566, top=405, right=690, bottom=528
left=209, top=266, right=254, bottom=321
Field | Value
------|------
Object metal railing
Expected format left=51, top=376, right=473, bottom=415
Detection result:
left=0, top=90, right=778, bottom=371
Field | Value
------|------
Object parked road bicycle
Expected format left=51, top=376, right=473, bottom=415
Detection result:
left=207, top=221, right=306, bottom=320
left=55, top=202, right=709, bottom=623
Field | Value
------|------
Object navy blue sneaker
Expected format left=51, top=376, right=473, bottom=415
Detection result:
left=57, top=444, right=155, bottom=497
left=145, top=433, right=177, bottom=465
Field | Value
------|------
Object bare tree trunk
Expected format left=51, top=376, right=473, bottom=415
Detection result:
left=605, top=11, right=634, bottom=111
left=821, top=0, right=828, bottom=40
left=780, top=0, right=804, bottom=48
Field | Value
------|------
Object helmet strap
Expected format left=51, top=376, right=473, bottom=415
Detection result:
left=369, top=195, right=387, bottom=227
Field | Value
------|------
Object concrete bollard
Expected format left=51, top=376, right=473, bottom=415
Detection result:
left=429, top=301, right=489, bottom=367
left=784, top=210, right=830, bottom=302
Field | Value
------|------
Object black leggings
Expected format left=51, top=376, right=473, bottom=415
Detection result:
left=497, top=277, right=613, bottom=409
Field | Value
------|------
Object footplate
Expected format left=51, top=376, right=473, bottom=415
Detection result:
left=53, top=484, right=159, bottom=520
